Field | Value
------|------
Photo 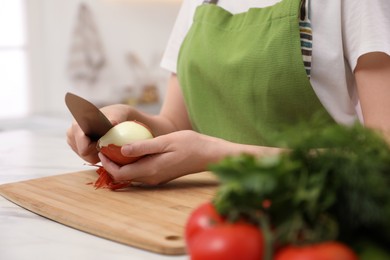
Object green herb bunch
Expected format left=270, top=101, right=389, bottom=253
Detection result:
left=210, top=123, right=390, bottom=256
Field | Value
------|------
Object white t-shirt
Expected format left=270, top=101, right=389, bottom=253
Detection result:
left=161, top=0, right=390, bottom=125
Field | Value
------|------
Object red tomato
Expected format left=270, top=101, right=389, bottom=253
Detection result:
left=186, top=202, right=264, bottom=260
left=185, top=202, right=224, bottom=245
left=189, top=222, right=264, bottom=260
left=274, top=241, right=358, bottom=260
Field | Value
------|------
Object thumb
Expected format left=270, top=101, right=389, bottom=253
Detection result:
left=121, top=136, right=167, bottom=157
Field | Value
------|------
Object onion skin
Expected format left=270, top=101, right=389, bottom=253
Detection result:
left=99, top=144, right=141, bottom=166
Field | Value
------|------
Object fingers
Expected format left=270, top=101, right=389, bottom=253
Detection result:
left=97, top=131, right=202, bottom=186
left=66, top=121, right=100, bottom=164
left=98, top=152, right=121, bottom=175
left=66, top=104, right=135, bottom=164
left=79, top=142, right=100, bottom=164
left=98, top=150, right=155, bottom=180
left=98, top=152, right=172, bottom=186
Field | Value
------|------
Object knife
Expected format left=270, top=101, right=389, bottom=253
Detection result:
left=65, top=92, right=113, bottom=141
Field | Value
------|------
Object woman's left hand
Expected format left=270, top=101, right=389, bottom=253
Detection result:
left=98, top=130, right=233, bottom=185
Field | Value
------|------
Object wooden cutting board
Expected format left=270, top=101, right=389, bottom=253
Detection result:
left=0, top=170, right=219, bottom=255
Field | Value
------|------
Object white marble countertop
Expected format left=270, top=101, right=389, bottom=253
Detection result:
left=0, top=116, right=187, bottom=260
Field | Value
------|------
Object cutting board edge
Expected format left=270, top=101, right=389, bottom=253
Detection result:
left=0, top=188, right=188, bottom=255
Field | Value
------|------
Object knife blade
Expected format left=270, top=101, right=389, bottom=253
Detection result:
left=65, top=92, right=113, bottom=141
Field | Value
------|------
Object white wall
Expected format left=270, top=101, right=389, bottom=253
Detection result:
left=26, top=0, right=181, bottom=117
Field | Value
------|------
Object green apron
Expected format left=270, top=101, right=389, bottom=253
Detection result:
left=177, top=0, right=334, bottom=146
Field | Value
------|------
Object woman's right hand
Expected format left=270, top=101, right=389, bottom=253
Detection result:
left=66, top=104, right=135, bottom=164
left=66, top=73, right=193, bottom=164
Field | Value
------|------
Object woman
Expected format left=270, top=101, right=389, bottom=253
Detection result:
left=67, top=0, right=390, bottom=185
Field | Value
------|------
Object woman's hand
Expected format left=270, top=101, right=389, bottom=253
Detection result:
left=98, top=130, right=282, bottom=185
left=66, top=74, right=191, bottom=164
left=98, top=130, right=222, bottom=185
left=66, top=104, right=135, bottom=164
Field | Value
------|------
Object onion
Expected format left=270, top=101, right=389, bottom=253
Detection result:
left=97, top=121, right=153, bottom=165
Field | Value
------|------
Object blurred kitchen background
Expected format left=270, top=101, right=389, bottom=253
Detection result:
left=0, top=0, right=181, bottom=132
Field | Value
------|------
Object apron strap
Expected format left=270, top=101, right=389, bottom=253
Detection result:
left=300, top=0, right=311, bottom=20
left=203, top=0, right=219, bottom=4
left=299, top=0, right=312, bottom=78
